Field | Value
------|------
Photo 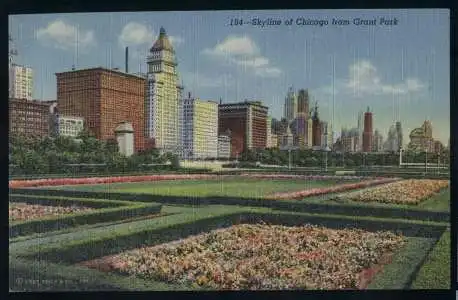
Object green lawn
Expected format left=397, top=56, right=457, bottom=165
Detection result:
left=411, top=229, right=451, bottom=289
left=45, top=178, right=350, bottom=199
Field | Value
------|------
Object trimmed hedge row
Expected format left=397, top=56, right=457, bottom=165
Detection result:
left=25, top=211, right=446, bottom=265
left=9, top=194, right=133, bottom=208
left=22, top=211, right=447, bottom=289
left=10, top=201, right=162, bottom=238
left=10, top=188, right=450, bottom=223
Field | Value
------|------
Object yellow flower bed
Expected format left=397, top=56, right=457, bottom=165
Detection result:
left=339, top=179, right=449, bottom=205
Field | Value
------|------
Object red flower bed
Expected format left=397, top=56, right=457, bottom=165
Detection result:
left=9, top=174, right=218, bottom=188
left=266, top=178, right=399, bottom=200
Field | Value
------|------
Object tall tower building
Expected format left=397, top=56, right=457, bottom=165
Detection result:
left=356, top=110, right=364, bottom=152
left=362, top=107, right=373, bottom=152
left=311, top=102, right=322, bottom=148
left=283, top=86, right=297, bottom=122
left=219, top=101, right=268, bottom=156
left=297, top=89, right=309, bottom=116
left=9, top=64, right=33, bottom=100
left=146, top=27, right=183, bottom=153
left=181, top=93, right=218, bottom=159
left=395, top=121, right=403, bottom=150
left=266, top=116, right=272, bottom=148
left=307, top=115, right=313, bottom=148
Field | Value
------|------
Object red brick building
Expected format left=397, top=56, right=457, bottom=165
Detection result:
left=56, top=68, right=146, bottom=152
left=218, top=101, right=268, bottom=157
left=9, top=98, right=50, bottom=138
left=362, top=107, right=373, bottom=152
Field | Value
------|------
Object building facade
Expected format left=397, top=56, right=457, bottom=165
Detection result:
left=9, top=98, right=50, bottom=138
left=356, top=111, right=364, bottom=152
left=362, top=107, right=373, bottom=152
left=9, top=64, right=33, bottom=100
left=181, top=95, right=219, bottom=159
left=266, top=116, right=272, bottom=149
left=56, top=67, right=146, bottom=152
left=283, top=87, right=297, bottom=122
left=219, top=101, right=268, bottom=157
left=408, top=120, right=435, bottom=152
left=55, top=115, right=85, bottom=137
left=297, top=89, right=310, bottom=116
left=217, top=134, right=231, bottom=159
left=372, top=129, right=383, bottom=152
left=307, top=117, right=313, bottom=148
left=146, top=27, right=184, bottom=153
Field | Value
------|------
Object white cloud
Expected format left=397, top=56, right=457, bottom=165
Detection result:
left=315, top=60, right=425, bottom=98
left=119, top=22, right=184, bottom=49
left=345, top=60, right=425, bottom=96
left=202, top=35, right=282, bottom=78
left=118, top=22, right=154, bottom=48
left=202, top=35, right=259, bottom=57
left=169, top=36, right=185, bottom=47
left=35, top=19, right=96, bottom=51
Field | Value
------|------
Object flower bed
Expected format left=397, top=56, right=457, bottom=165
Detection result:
left=9, top=203, right=93, bottom=222
left=336, top=179, right=450, bottom=205
left=266, top=178, right=399, bottom=200
left=241, top=173, right=370, bottom=181
left=9, top=174, right=218, bottom=188
left=79, top=224, right=405, bottom=290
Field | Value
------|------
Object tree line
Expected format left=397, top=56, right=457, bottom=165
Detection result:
left=9, top=131, right=180, bottom=175
left=236, top=147, right=450, bottom=168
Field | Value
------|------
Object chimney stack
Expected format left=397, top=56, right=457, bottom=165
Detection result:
left=125, top=47, right=129, bottom=73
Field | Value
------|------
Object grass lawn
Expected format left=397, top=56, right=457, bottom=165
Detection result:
left=411, top=229, right=450, bottom=289
left=44, top=178, right=351, bottom=199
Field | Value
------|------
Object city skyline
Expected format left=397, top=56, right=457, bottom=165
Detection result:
left=9, top=9, right=450, bottom=144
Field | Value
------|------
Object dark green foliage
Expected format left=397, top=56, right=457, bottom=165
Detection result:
left=9, top=195, right=162, bottom=237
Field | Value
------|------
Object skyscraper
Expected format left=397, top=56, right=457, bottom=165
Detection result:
left=56, top=67, right=146, bottom=152
left=219, top=101, right=268, bottom=156
left=146, top=27, right=184, bottom=153
left=283, top=86, right=297, bottom=122
left=9, top=64, right=33, bottom=100
left=356, top=110, right=364, bottom=152
left=181, top=93, right=218, bottom=159
left=297, top=89, right=309, bottom=116
left=362, top=107, right=373, bottom=152
left=311, top=102, right=321, bottom=148
left=395, top=121, right=403, bottom=150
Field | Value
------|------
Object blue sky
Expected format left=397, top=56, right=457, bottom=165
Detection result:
left=9, top=9, right=450, bottom=145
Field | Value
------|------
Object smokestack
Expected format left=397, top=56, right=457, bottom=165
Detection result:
left=125, top=47, right=129, bottom=73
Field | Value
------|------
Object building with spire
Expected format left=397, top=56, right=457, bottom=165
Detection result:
left=311, top=102, right=322, bottom=149
left=283, top=86, right=297, bottom=122
left=146, top=27, right=184, bottom=153
left=362, top=106, right=373, bottom=152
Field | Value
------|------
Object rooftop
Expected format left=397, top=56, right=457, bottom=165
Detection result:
left=55, top=67, right=147, bottom=80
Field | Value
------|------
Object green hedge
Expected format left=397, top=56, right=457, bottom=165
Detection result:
left=19, top=211, right=447, bottom=290
left=9, top=194, right=133, bottom=208
left=10, top=188, right=450, bottom=223
left=25, top=211, right=446, bottom=263
left=9, top=168, right=213, bottom=180
left=10, top=202, right=162, bottom=238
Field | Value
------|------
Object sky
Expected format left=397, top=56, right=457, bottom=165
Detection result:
left=9, top=9, right=450, bottom=145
